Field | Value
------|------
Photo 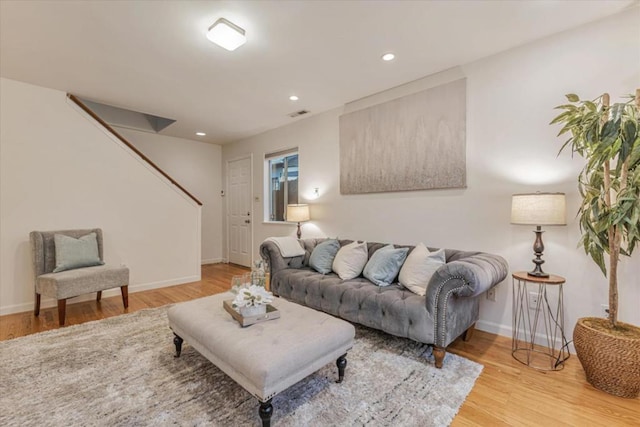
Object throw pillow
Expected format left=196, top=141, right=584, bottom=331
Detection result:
left=309, top=239, right=341, bottom=274
left=332, top=241, right=368, bottom=280
left=398, top=243, right=446, bottom=296
left=363, top=244, right=410, bottom=287
left=53, top=232, right=105, bottom=273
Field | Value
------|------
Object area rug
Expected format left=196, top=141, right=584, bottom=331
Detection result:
left=0, top=306, right=482, bottom=426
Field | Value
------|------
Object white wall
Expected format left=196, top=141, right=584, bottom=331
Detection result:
left=117, top=128, right=223, bottom=264
left=0, top=78, right=201, bottom=315
left=221, top=10, right=640, bottom=341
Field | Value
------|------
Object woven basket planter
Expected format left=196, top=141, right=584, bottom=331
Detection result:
left=573, top=317, right=640, bottom=398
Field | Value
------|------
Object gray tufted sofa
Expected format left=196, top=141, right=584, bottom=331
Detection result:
left=260, top=238, right=508, bottom=368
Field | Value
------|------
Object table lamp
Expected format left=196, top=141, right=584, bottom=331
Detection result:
left=511, top=192, right=566, bottom=277
left=286, top=204, right=310, bottom=239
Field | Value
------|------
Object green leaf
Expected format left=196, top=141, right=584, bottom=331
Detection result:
left=600, top=119, right=620, bottom=142
left=554, top=104, right=578, bottom=111
left=566, top=94, right=579, bottom=102
left=620, top=121, right=638, bottom=163
left=550, top=111, right=573, bottom=125
left=557, top=138, right=573, bottom=155
left=621, top=144, right=632, bottom=165
left=589, top=244, right=607, bottom=276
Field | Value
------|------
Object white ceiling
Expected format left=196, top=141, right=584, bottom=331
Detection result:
left=1, top=0, right=636, bottom=145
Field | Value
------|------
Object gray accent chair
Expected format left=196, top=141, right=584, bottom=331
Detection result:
left=261, top=238, right=508, bottom=368
left=30, top=229, right=129, bottom=326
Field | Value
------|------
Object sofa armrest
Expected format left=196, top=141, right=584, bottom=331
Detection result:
left=259, top=240, right=305, bottom=277
left=428, top=253, right=509, bottom=300
left=426, top=252, right=508, bottom=347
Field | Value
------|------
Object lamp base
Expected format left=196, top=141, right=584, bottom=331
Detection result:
left=296, top=222, right=302, bottom=239
left=528, top=226, right=549, bottom=277
left=527, top=269, right=549, bottom=278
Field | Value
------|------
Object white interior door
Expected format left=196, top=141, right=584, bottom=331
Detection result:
left=228, top=157, right=252, bottom=267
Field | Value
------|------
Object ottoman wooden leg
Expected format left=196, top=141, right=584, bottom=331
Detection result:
left=173, top=333, right=184, bottom=357
left=336, top=354, right=347, bottom=383
left=259, top=399, right=273, bottom=427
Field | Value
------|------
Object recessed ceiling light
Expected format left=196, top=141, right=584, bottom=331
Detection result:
left=289, top=95, right=299, bottom=101
left=206, top=18, right=246, bottom=51
left=381, top=53, right=395, bottom=61
left=196, top=132, right=206, bottom=136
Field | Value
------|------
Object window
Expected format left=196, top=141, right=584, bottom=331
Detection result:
left=265, top=149, right=299, bottom=221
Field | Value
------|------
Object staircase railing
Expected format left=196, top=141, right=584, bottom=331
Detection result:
left=67, top=94, right=202, bottom=206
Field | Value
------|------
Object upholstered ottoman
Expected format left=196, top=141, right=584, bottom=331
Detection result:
left=167, top=293, right=355, bottom=426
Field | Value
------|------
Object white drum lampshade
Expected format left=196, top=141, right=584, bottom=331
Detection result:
left=286, top=204, right=310, bottom=239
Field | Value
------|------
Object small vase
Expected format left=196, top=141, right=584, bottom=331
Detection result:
left=251, top=260, right=266, bottom=287
left=240, top=304, right=267, bottom=317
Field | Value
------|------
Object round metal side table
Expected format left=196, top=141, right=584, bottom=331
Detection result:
left=512, top=271, right=570, bottom=371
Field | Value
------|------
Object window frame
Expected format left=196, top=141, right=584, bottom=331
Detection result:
left=264, top=148, right=299, bottom=223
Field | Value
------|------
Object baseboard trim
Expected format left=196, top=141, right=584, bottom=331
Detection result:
left=476, top=320, right=511, bottom=338
left=0, top=275, right=201, bottom=316
left=476, top=319, right=575, bottom=354
left=201, top=258, right=225, bottom=265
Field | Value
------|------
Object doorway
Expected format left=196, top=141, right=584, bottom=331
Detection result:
left=227, top=156, right=252, bottom=267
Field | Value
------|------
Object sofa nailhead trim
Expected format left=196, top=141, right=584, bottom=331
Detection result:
left=433, top=275, right=468, bottom=346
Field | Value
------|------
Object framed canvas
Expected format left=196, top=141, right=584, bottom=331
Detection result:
left=339, top=78, right=466, bottom=194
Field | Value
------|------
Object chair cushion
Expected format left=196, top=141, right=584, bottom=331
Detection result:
left=53, top=232, right=104, bottom=273
left=36, top=265, right=129, bottom=299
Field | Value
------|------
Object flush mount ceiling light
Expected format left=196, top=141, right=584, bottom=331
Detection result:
left=289, top=95, right=299, bottom=101
left=196, top=132, right=206, bottom=136
left=381, top=53, right=395, bottom=61
left=206, top=18, right=246, bottom=51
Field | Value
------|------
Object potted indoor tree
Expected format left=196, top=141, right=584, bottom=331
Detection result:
left=551, top=90, right=640, bottom=398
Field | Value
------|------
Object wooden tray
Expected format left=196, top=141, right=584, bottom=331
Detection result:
left=223, top=300, right=280, bottom=327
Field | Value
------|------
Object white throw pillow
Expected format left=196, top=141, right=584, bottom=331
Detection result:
left=398, top=243, right=446, bottom=296
left=332, top=241, right=368, bottom=280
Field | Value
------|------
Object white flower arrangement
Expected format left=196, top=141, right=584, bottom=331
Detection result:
left=231, top=284, right=274, bottom=309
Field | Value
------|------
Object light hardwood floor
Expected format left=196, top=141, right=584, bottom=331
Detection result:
left=0, top=263, right=637, bottom=425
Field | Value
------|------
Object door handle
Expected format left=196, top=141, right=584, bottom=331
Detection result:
left=245, top=219, right=251, bottom=224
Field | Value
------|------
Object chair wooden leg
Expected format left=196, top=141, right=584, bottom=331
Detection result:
left=96, top=291, right=102, bottom=302
left=121, top=285, right=129, bottom=309
left=463, top=323, right=475, bottom=342
left=34, top=293, right=41, bottom=316
left=57, top=299, right=67, bottom=326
